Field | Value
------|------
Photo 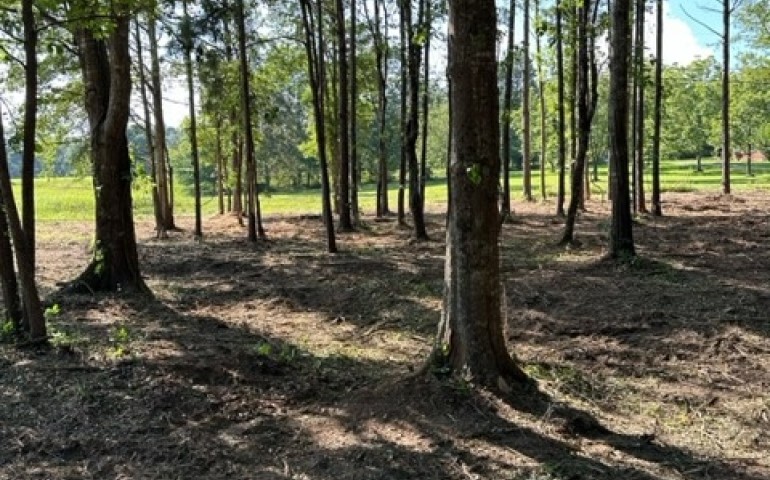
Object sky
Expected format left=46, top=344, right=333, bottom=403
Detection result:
left=663, top=0, right=726, bottom=65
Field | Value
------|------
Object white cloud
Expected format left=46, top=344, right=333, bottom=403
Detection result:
left=651, top=3, right=715, bottom=65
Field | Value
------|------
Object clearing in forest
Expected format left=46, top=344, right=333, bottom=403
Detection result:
left=1, top=192, right=769, bottom=479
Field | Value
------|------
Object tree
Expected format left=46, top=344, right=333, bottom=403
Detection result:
left=633, top=0, right=647, bottom=213
left=560, top=0, right=599, bottom=246
left=608, top=0, right=636, bottom=259
left=350, top=0, right=360, bottom=225
left=236, top=0, right=265, bottom=240
left=434, top=0, right=529, bottom=389
left=534, top=0, right=547, bottom=202
left=0, top=195, right=22, bottom=330
left=300, top=0, right=338, bottom=253
left=651, top=0, right=663, bottom=216
left=555, top=0, right=566, bottom=216
left=182, top=0, right=203, bottom=239
left=21, top=0, right=37, bottom=267
left=335, top=0, right=354, bottom=231
left=500, top=0, right=515, bottom=219
left=71, top=13, right=148, bottom=293
left=404, top=0, right=429, bottom=239
left=521, top=0, right=533, bottom=201
left=0, top=105, right=46, bottom=341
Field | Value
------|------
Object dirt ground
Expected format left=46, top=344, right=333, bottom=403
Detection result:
left=1, top=192, right=769, bottom=480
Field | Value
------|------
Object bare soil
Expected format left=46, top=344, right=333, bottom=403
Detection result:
left=1, top=192, right=769, bottom=480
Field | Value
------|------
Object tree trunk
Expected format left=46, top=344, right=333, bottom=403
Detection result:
left=560, top=1, right=595, bottom=246
left=149, top=15, right=175, bottom=234
left=608, top=0, right=636, bottom=259
left=216, top=116, right=225, bottom=215
left=398, top=3, right=408, bottom=225
left=634, top=0, right=647, bottom=213
left=651, top=0, right=663, bottom=216
left=237, top=0, right=265, bottom=241
left=500, top=0, right=515, bottom=219
left=0, top=195, right=22, bottom=330
left=721, top=0, right=731, bottom=195
left=300, top=0, right=338, bottom=253
left=182, top=0, right=203, bottom=239
left=21, top=0, right=37, bottom=268
left=521, top=0, right=533, bottom=201
left=535, top=0, right=547, bottom=202
left=406, top=0, right=428, bottom=239
left=370, top=0, right=390, bottom=217
left=134, top=18, right=162, bottom=234
left=335, top=0, right=354, bottom=231
left=0, top=107, right=45, bottom=341
left=556, top=1, right=566, bottom=216
left=435, top=0, right=529, bottom=390
left=73, top=17, right=148, bottom=294
left=419, top=0, right=431, bottom=205
left=350, top=0, right=360, bottom=225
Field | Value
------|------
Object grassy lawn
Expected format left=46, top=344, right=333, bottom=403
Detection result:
left=16, top=158, right=770, bottom=221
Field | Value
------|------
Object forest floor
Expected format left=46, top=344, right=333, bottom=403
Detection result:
left=1, top=192, right=769, bottom=480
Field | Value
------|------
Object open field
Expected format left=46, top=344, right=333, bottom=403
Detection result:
left=1, top=190, right=769, bottom=479
left=17, top=158, right=770, bottom=221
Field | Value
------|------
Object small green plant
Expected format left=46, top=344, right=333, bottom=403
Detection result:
left=108, top=325, right=132, bottom=358
left=44, top=303, right=61, bottom=320
left=0, top=320, right=17, bottom=342
left=49, top=326, right=79, bottom=348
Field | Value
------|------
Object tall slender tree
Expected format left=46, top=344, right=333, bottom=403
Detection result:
left=721, top=0, right=732, bottom=195
left=534, top=0, right=547, bottom=202
left=651, top=0, right=663, bottom=216
left=350, top=0, right=360, bottom=224
left=608, top=0, right=636, bottom=258
left=522, top=0, right=533, bottom=201
left=21, top=0, right=37, bottom=268
left=300, top=0, right=338, bottom=252
left=366, top=0, right=390, bottom=217
left=500, top=0, right=515, bottom=219
left=434, top=0, right=529, bottom=389
left=555, top=0, right=567, bottom=216
left=335, top=0, right=354, bottom=230
left=182, top=0, right=203, bottom=239
left=633, top=0, right=647, bottom=213
left=0, top=106, right=46, bottom=341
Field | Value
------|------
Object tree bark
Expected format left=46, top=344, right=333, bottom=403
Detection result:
left=435, top=0, right=529, bottom=390
left=535, top=0, right=547, bottom=202
left=721, top=0, right=731, bottom=195
left=608, top=0, right=636, bottom=259
left=405, top=0, right=428, bottom=239
left=73, top=17, right=147, bottom=294
left=634, top=0, right=647, bottom=213
left=651, top=0, right=663, bottom=216
left=350, top=0, right=360, bottom=225
left=21, top=0, right=37, bottom=268
left=0, top=107, right=45, bottom=340
left=369, top=0, right=390, bottom=217
left=301, top=0, right=338, bottom=253
left=182, top=0, right=203, bottom=239
left=0, top=195, right=22, bottom=330
left=500, top=0, right=515, bottom=219
left=335, top=0, right=353, bottom=231
left=398, top=2, right=408, bottom=225
left=149, top=15, right=175, bottom=234
left=521, top=0, right=533, bottom=201
left=555, top=1, right=567, bottom=216
left=560, top=2, right=596, bottom=246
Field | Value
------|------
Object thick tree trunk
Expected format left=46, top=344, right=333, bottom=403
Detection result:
left=21, top=0, right=37, bottom=268
left=500, top=0, right=515, bottom=219
left=435, top=0, right=529, bottom=390
left=0, top=108, right=45, bottom=340
left=651, top=0, right=663, bottom=216
left=74, top=17, right=148, bottom=294
left=556, top=1, right=566, bottom=216
left=608, top=0, right=636, bottom=258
